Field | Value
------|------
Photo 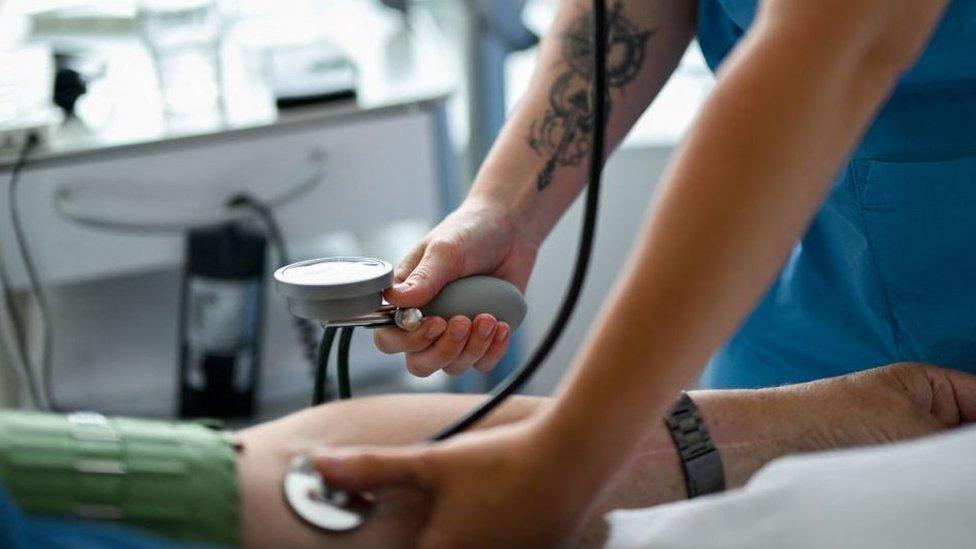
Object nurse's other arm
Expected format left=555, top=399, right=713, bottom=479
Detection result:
left=372, top=0, right=695, bottom=375
left=313, top=0, right=954, bottom=546
left=545, top=0, right=952, bottom=511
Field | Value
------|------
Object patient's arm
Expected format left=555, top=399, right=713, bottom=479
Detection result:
left=235, top=363, right=976, bottom=548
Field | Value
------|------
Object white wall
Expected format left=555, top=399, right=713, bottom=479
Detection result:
left=523, top=145, right=673, bottom=394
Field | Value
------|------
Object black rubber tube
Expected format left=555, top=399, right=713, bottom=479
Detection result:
left=336, top=327, right=355, bottom=399
left=313, top=326, right=338, bottom=405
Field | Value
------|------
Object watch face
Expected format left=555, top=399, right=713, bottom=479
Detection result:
left=275, top=257, right=392, bottom=289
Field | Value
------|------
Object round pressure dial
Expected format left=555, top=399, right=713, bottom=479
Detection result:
left=274, top=257, right=394, bottom=322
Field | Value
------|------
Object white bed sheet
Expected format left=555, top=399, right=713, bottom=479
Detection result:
left=606, top=425, right=976, bottom=548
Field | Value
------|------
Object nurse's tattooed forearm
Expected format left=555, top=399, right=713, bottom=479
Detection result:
left=527, top=1, right=652, bottom=190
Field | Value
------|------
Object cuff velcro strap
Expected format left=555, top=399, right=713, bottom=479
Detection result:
left=0, top=410, right=238, bottom=545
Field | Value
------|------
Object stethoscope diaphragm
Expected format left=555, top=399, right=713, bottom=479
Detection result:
left=283, top=456, right=374, bottom=532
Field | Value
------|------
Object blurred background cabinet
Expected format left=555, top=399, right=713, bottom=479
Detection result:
left=0, top=0, right=712, bottom=419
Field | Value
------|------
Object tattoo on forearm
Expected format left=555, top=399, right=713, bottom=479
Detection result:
left=528, top=1, right=652, bottom=190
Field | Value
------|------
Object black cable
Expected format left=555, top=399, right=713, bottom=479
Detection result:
left=228, top=194, right=291, bottom=263
left=228, top=194, right=321, bottom=371
left=2, top=134, right=56, bottom=410
left=0, top=254, right=30, bottom=397
left=313, top=326, right=338, bottom=405
left=336, top=327, right=354, bottom=399
left=427, top=0, right=607, bottom=441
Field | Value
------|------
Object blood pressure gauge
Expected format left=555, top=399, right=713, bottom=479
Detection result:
left=274, top=256, right=526, bottom=332
left=274, top=256, right=423, bottom=330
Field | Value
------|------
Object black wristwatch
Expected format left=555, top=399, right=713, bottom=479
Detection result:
left=664, top=392, right=725, bottom=498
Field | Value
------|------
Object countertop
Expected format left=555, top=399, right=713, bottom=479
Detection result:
left=1, top=0, right=456, bottom=169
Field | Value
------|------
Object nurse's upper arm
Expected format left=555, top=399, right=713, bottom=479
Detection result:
left=754, top=0, right=951, bottom=76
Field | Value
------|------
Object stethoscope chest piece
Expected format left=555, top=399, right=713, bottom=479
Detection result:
left=283, top=455, right=375, bottom=532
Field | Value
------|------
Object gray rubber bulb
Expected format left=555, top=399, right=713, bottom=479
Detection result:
left=420, top=276, right=527, bottom=331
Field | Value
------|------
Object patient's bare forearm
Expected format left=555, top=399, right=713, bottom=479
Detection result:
left=595, top=388, right=795, bottom=512
left=233, top=390, right=804, bottom=548
left=234, top=395, right=544, bottom=549
left=233, top=363, right=969, bottom=547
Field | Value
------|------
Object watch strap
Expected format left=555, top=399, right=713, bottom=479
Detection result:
left=664, top=392, right=725, bottom=498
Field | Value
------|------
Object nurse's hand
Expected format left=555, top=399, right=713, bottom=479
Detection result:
left=312, top=417, right=588, bottom=549
left=373, top=197, right=540, bottom=377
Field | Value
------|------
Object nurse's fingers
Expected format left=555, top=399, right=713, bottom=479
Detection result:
left=474, top=323, right=510, bottom=373
left=404, top=316, right=470, bottom=377
left=373, top=317, right=447, bottom=354
left=443, top=315, right=498, bottom=376
left=393, top=242, right=427, bottom=283
left=385, top=240, right=462, bottom=309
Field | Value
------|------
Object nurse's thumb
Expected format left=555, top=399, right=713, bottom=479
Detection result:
left=386, top=240, right=462, bottom=308
left=312, top=447, right=430, bottom=491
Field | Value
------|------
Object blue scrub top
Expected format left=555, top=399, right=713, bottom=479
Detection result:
left=698, top=0, right=976, bottom=388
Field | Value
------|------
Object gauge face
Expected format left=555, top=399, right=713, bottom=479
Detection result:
left=276, top=257, right=392, bottom=287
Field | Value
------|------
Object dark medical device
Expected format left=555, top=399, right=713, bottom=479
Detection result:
left=53, top=48, right=107, bottom=116
left=178, top=222, right=266, bottom=419
left=279, top=0, right=609, bottom=532
left=52, top=156, right=324, bottom=415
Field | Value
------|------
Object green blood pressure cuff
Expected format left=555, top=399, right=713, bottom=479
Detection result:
left=0, top=410, right=239, bottom=546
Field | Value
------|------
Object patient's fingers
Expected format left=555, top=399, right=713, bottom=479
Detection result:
left=374, top=317, right=447, bottom=354
left=443, top=314, right=498, bottom=376
left=405, top=316, right=470, bottom=377
left=474, top=322, right=510, bottom=373
left=935, top=367, right=976, bottom=424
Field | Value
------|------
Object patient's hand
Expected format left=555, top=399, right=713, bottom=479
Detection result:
left=776, top=363, right=976, bottom=453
